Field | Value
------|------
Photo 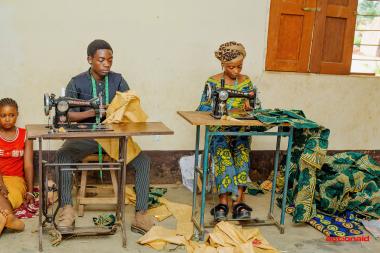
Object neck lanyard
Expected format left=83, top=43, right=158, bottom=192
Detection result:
left=91, top=74, right=109, bottom=181
left=91, top=75, right=109, bottom=124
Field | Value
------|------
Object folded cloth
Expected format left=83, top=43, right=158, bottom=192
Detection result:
left=138, top=221, right=279, bottom=253
left=96, top=91, right=148, bottom=164
left=286, top=206, right=364, bottom=237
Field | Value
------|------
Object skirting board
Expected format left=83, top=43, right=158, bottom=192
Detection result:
left=33, top=150, right=380, bottom=184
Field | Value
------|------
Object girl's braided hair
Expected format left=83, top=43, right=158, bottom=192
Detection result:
left=0, top=98, right=18, bottom=111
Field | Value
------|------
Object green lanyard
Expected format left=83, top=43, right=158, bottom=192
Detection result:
left=91, top=74, right=109, bottom=181
left=91, top=75, right=109, bottom=123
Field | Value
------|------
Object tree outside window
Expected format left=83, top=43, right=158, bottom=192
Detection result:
left=351, top=0, right=380, bottom=75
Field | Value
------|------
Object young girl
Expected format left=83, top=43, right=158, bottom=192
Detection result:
left=0, top=98, right=34, bottom=234
left=197, top=41, right=259, bottom=220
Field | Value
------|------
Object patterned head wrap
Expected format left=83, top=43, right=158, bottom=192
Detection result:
left=215, top=41, right=246, bottom=64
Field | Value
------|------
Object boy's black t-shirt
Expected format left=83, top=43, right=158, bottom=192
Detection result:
left=65, top=69, right=130, bottom=123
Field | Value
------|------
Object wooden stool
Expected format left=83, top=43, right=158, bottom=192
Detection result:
left=77, top=154, right=118, bottom=217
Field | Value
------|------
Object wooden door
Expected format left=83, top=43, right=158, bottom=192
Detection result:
left=310, top=0, right=358, bottom=74
left=266, top=0, right=317, bottom=72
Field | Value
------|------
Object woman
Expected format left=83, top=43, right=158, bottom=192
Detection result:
left=197, top=41, right=259, bottom=220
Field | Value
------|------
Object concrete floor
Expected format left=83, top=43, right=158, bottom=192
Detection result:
left=0, top=185, right=379, bottom=253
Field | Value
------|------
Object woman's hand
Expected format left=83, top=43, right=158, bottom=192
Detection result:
left=243, top=100, right=253, bottom=111
left=23, top=192, right=35, bottom=205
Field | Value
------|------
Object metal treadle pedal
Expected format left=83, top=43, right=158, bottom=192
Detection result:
left=58, top=225, right=117, bottom=236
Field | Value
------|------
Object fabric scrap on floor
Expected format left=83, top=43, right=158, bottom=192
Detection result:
left=246, top=182, right=264, bottom=196
left=92, top=213, right=116, bottom=227
left=138, top=221, right=279, bottom=253
left=286, top=206, right=364, bottom=237
left=125, top=186, right=168, bottom=208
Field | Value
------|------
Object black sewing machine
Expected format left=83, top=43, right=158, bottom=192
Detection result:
left=206, top=79, right=257, bottom=119
left=43, top=93, right=112, bottom=132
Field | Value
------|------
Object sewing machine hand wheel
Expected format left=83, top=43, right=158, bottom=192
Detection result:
left=43, top=93, right=53, bottom=116
left=205, top=83, right=213, bottom=103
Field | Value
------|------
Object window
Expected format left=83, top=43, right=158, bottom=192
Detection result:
left=266, top=0, right=380, bottom=75
left=351, top=0, right=380, bottom=75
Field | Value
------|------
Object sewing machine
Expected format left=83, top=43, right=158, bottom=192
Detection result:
left=43, top=93, right=111, bottom=132
left=205, top=79, right=257, bottom=119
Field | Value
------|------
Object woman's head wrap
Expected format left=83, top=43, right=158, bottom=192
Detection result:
left=215, top=41, right=246, bottom=64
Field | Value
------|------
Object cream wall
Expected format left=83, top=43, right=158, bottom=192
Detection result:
left=0, top=0, right=379, bottom=150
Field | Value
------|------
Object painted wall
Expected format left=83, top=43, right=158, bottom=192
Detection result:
left=0, top=0, right=379, bottom=150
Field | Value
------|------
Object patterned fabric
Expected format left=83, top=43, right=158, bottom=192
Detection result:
left=284, top=126, right=330, bottom=223
left=286, top=206, right=364, bottom=237
left=252, top=109, right=320, bottom=129
left=197, top=77, right=256, bottom=196
left=198, top=77, right=255, bottom=112
left=214, top=41, right=246, bottom=63
left=14, top=201, right=39, bottom=219
left=13, top=187, right=53, bottom=219
left=316, top=152, right=380, bottom=219
left=282, top=151, right=380, bottom=223
left=257, top=110, right=380, bottom=222
left=239, top=109, right=380, bottom=224
left=93, top=213, right=116, bottom=227
left=250, top=109, right=330, bottom=223
left=147, top=187, right=167, bottom=208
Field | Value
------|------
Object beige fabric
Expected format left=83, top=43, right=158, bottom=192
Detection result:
left=146, top=204, right=172, bottom=222
left=124, top=185, right=137, bottom=205
left=125, top=186, right=193, bottom=239
left=138, top=220, right=279, bottom=253
left=138, top=226, right=188, bottom=250
left=159, top=197, right=193, bottom=240
left=96, top=91, right=148, bottom=164
left=127, top=187, right=278, bottom=252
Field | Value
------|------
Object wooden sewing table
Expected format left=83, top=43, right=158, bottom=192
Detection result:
left=177, top=111, right=293, bottom=240
left=26, top=122, right=173, bottom=251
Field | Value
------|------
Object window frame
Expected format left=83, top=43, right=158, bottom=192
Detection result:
left=350, top=1, right=380, bottom=75
left=265, top=0, right=380, bottom=76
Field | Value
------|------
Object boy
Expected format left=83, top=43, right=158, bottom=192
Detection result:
left=56, top=39, right=153, bottom=235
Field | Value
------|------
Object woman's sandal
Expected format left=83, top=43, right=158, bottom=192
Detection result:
left=210, top=204, right=228, bottom=221
left=232, top=203, right=252, bottom=220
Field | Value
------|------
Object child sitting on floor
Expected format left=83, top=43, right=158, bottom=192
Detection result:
left=0, top=98, right=34, bottom=234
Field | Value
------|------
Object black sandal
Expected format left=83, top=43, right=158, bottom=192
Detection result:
left=210, top=204, right=228, bottom=221
left=232, top=203, right=252, bottom=220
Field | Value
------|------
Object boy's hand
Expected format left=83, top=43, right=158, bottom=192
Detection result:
left=23, top=192, right=35, bottom=205
left=0, top=184, right=8, bottom=198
